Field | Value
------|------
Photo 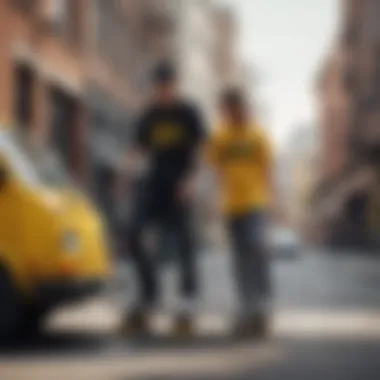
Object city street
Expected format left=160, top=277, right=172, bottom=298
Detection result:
left=2, top=250, right=380, bottom=379
left=2, top=0, right=380, bottom=379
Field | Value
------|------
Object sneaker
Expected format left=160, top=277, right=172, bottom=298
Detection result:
left=233, top=312, right=271, bottom=340
left=173, top=313, right=195, bottom=339
left=120, top=307, right=151, bottom=338
left=250, top=312, right=271, bottom=340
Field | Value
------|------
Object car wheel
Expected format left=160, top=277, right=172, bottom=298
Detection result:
left=0, top=266, right=23, bottom=343
left=20, top=305, right=48, bottom=338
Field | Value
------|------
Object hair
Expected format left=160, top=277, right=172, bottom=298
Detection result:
left=152, top=62, right=177, bottom=85
left=220, top=87, right=246, bottom=107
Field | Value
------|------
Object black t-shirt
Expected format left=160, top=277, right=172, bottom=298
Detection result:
left=134, top=100, right=206, bottom=198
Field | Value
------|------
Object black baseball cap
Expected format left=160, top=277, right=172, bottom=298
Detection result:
left=152, top=62, right=177, bottom=84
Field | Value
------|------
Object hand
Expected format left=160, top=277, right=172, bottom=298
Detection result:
left=176, top=177, right=195, bottom=204
left=207, top=201, right=221, bottom=221
left=267, top=204, right=277, bottom=225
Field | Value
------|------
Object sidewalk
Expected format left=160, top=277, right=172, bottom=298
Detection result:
left=47, top=297, right=380, bottom=340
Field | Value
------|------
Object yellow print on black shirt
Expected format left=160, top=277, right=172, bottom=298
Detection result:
left=150, top=123, right=186, bottom=148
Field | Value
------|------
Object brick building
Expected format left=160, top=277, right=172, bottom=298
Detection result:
left=0, top=0, right=175, bottom=171
left=317, top=46, right=350, bottom=184
left=0, top=0, right=88, bottom=180
left=87, top=0, right=178, bottom=219
left=316, top=0, right=380, bottom=248
left=0, top=0, right=178, bottom=218
left=0, top=0, right=242, bottom=239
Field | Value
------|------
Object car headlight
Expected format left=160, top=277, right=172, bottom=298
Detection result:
left=62, top=231, right=80, bottom=253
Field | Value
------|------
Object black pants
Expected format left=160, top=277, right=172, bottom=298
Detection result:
left=126, top=186, right=197, bottom=306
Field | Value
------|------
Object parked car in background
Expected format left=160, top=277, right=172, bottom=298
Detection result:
left=269, top=227, right=302, bottom=259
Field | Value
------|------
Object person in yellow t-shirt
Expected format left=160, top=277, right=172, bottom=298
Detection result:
left=207, top=88, right=274, bottom=338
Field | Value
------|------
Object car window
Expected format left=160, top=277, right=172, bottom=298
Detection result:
left=0, top=131, right=70, bottom=188
left=0, top=132, right=40, bottom=185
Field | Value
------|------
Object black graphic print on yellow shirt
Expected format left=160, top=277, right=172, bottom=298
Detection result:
left=206, top=126, right=272, bottom=215
left=219, top=140, right=259, bottom=163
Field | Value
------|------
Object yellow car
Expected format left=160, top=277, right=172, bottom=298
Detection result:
left=0, top=130, right=111, bottom=341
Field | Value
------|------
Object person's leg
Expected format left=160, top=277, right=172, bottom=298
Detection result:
left=172, top=204, right=198, bottom=336
left=122, top=188, right=159, bottom=335
left=228, top=215, right=254, bottom=315
left=229, top=211, right=271, bottom=337
left=176, top=205, right=197, bottom=301
left=155, top=222, right=176, bottom=266
left=247, top=212, right=271, bottom=311
left=127, top=210, right=158, bottom=307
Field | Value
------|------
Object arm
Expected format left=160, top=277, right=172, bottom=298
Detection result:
left=188, top=104, right=208, bottom=174
left=119, top=112, right=150, bottom=189
left=121, top=147, right=147, bottom=178
left=203, top=132, right=223, bottom=218
left=176, top=106, right=208, bottom=202
left=260, top=132, right=276, bottom=215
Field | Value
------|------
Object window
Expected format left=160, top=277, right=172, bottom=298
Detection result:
left=95, top=0, right=112, bottom=57
left=50, top=0, right=68, bottom=32
left=342, top=64, right=358, bottom=92
left=50, top=0, right=81, bottom=48
left=0, top=132, right=70, bottom=188
left=95, top=0, right=130, bottom=73
left=373, top=46, right=380, bottom=96
left=12, top=0, right=36, bottom=13
left=14, top=64, right=34, bottom=131
left=50, top=88, right=78, bottom=170
left=364, top=0, right=380, bottom=40
left=67, top=0, right=82, bottom=48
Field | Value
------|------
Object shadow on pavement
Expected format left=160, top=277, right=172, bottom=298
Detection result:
left=120, top=333, right=246, bottom=352
left=126, top=337, right=380, bottom=380
left=0, top=329, right=256, bottom=359
left=0, top=330, right=113, bottom=359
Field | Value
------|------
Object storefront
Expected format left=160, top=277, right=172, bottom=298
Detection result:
left=85, top=86, right=132, bottom=232
left=317, top=164, right=377, bottom=250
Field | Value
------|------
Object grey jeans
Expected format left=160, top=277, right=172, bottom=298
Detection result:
left=228, top=210, right=271, bottom=314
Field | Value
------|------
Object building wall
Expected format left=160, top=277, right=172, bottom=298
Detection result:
left=0, top=0, right=152, bottom=184
left=86, top=0, right=184, bottom=226
left=0, top=0, right=88, bottom=179
left=317, top=46, right=350, bottom=183
left=176, top=0, right=220, bottom=123
left=284, top=126, right=318, bottom=235
left=316, top=0, right=380, bottom=248
left=214, top=6, right=242, bottom=90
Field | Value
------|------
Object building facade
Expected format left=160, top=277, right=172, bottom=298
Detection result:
left=174, top=0, right=218, bottom=123
left=317, top=46, right=350, bottom=184
left=86, top=0, right=140, bottom=220
left=316, top=0, right=380, bottom=248
left=0, top=0, right=88, bottom=180
left=0, top=0, right=180, bottom=217
left=0, top=0, right=243, bottom=241
left=213, top=6, right=241, bottom=89
left=280, top=126, right=319, bottom=238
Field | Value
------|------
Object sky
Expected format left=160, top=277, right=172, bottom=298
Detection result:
left=216, top=0, right=340, bottom=148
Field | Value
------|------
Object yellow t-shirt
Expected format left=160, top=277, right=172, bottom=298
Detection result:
left=207, top=123, right=273, bottom=216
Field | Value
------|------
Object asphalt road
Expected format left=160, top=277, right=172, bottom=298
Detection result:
left=3, top=249, right=380, bottom=379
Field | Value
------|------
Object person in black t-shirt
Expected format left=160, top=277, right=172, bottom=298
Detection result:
left=122, top=62, right=206, bottom=337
